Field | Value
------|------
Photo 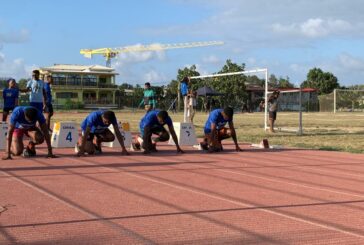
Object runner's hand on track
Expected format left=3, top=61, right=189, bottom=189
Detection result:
left=2, top=155, right=12, bottom=160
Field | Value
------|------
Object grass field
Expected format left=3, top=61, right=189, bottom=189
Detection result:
left=52, top=110, right=364, bottom=154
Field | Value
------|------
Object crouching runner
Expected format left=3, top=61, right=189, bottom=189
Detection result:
left=133, top=110, right=184, bottom=154
left=201, top=107, right=241, bottom=153
left=76, top=110, right=129, bottom=156
left=2, top=106, right=56, bottom=159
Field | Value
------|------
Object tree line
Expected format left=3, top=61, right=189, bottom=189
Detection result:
left=117, top=59, right=347, bottom=110
left=1, top=60, right=358, bottom=110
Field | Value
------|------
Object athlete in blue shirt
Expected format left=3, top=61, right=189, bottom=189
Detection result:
left=180, top=77, right=189, bottom=97
left=2, top=78, right=19, bottom=122
left=2, top=106, right=55, bottom=160
left=44, top=75, right=54, bottom=131
left=201, top=107, right=241, bottom=152
left=77, top=110, right=129, bottom=156
left=133, top=110, right=183, bottom=154
left=180, top=77, right=190, bottom=121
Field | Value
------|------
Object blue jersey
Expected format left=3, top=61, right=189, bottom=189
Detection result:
left=26, top=79, right=45, bottom=103
left=3, top=88, right=19, bottom=108
left=180, top=82, right=189, bottom=96
left=44, top=82, right=52, bottom=104
left=81, top=110, right=117, bottom=134
left=204, top=109, right=231, bottom=134
left=10, top=106, right=46, bottom=129
left=139, top=110, right=172, bottom=132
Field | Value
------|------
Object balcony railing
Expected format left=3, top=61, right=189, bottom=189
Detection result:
left=83, top=98, right=114, bottom=105
left=98, top=84, right=118, bottom=88
left=52, top=82, right=117, bottom=89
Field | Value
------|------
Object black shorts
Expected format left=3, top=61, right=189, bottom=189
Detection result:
left=141, top=125, right=167, bottom=137
left=44, top=103, right=53, bottom=114
left=269, top=111, right=277, bottom=120
left=3, top=107, right=15, bottom=113
left=85, top=128, right=112, bottom=141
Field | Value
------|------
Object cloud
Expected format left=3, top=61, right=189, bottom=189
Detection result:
left=110, top=43, right=168, bottom=84
left=116, top=43, right=166, bottom=64
left=0, top=52, right=5, bottom=63
left=272, top=18, right=353, bottom=38
left=0, top=29, right=30, bottom=44
left=183, top=63, right=210, bottom=76
left=202, top=55, right=220, bottom=64
left=143, top=69, right=167, bottom=82
left=288, top=53, right=364, bottom=85
left=112, top=44, right=166, bottom=70
left=0, top=27, right=32, bottom=79
left=338, top=53, right=364, bottom=71
left=0, top=56, right=36, bottom=79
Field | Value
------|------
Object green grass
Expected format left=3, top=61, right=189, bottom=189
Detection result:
left=52, top=110, right=364, bottom=154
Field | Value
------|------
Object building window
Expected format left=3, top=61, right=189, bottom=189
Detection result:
left=99, top=77, right=107, bottom=83
left=83, top=75, right=97, bottom=87
left=53, top=73, right=67, bottom=86
left=67, top=74, right=81, bottom=86
left=56, top=92, right=78, bottom=99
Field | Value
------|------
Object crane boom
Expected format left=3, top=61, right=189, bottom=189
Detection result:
left=80, top=41, right=224, bottom=67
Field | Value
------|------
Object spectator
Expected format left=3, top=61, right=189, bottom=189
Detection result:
left=139, top=82, right=156, bottom=112
left=2, top=78, right=19, bottom=122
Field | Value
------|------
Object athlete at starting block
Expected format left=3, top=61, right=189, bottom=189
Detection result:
left=200, top=107, right=242, bottom=153
left=2, top=106, right=56, bottom=159
left=132, top=110, right=184, bottom=154
left=76, top=110, right=129, bottom=156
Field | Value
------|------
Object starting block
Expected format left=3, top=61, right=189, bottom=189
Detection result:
left=51, top=122, right=78, bottom=148
left=129, top=135, right=143, bottom=152
left=103, top=122, right=132, bottom=148
left=0, top=122, right=8, bottom=150
left=168, top=122, right=198, bottom=146
left=251, top=139, right=283, bottom=149
left=251, top=139, right=270, bottom=149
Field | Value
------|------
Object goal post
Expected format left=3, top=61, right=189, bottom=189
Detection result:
left=333, top=89, right=364, bottom=113
left=319, top=89, right=364, bottom=113
left=189, top=68, right=270, bottom=126
left=189, top=68, right=305, bottom=134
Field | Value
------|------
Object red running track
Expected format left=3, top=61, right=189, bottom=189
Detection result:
left=1, top=142, right=364, bottom=244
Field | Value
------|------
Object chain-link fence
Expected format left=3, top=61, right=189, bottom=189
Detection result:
left=319, top=90, right=364, bottom=112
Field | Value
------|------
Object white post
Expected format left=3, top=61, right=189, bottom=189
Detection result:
left=190, top=68, right=268, bottom=79
left=333, top=89, right=337, bottom=114
left=264, top=69, right=268, bottom=132
left=298, top=87, right=303, bottom=135
left=177, top=81, right=181, bottom=112
left=189, top=68, right=269, bottom=130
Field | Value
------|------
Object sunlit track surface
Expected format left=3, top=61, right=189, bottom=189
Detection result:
left=1, top=142, right=364, bottom=244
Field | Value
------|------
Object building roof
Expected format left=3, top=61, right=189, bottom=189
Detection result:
left=279, top=88, right=318, bottom=92
left=39, top=64, right=119, bottom=75
left=246, top=85, right=318, bottom=93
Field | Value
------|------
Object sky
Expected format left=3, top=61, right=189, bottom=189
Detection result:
left=1, top=0, right=364, bottom=86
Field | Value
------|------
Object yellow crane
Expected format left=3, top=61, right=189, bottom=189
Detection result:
left=80, top=41, right=224, bottom=67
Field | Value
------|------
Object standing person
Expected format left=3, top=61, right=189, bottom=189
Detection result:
left=24, top=70, right=47, bottom=113
left=259, top=100, right=265, bottom=112
left=180, top=77, right=189, bottom=122
left=44, top=75, right=53, bottom=132
left=2, top=78, right=19, bottom=122
left=139, top=82, right=156, bottom=112
left=206, top=97, right=211, bottom=113
left=76, top=110, right=129, bottom=156
left=132, top=110, right=184, bottom=154
left=171, top=99, right=177, bottom=114
left=268, top=90, right=280, bottom=133
left=2, top=106, right=55, bottom=159
left=200, top=107, right=241, bottom=153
